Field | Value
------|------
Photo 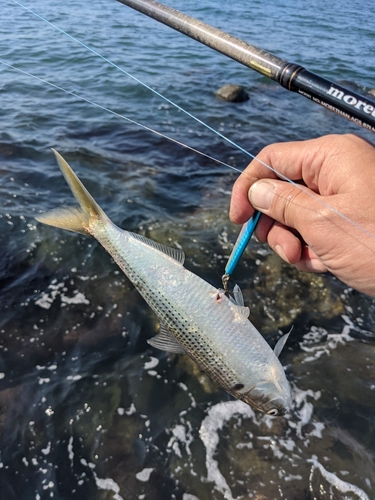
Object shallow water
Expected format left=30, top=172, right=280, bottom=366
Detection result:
left=1, top=0, right=375, bottom=498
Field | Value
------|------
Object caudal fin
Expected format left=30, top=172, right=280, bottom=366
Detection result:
left=35, top=149, right=107, bottom=236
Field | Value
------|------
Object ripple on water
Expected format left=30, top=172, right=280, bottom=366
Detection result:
left=1, top=0, right=375, bottom=498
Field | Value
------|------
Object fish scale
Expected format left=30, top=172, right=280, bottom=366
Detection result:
left=35, top=149, right=292, bottom=416
left=98, top=224, right=242, bottom=384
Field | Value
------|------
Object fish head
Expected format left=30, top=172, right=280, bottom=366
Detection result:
left=230, top=362, right=292, bottom=417
left=242, top=380, right=291, bottom=416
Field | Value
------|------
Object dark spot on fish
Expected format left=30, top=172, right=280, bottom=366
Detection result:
left=233, top=383, right=244, bottom=390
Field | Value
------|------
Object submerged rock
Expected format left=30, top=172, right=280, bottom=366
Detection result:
left=215, top=84, right=249, bottom=102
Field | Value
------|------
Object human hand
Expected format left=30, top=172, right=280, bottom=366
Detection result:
left=229, top=134, right=375, bottom=296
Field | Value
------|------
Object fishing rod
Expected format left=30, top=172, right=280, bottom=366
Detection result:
left=117, top=0, right=375, bottom=286
left=117, top=0, right=375, bottom=134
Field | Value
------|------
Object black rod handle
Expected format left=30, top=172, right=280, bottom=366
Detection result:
left=117, top=0, right=375, bottom=133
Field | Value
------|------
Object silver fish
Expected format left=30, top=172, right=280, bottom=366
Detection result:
left=36, top=150, right=292, bottom=416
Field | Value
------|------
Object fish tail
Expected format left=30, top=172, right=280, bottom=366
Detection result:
left=35, top=149, right=107, bottom=236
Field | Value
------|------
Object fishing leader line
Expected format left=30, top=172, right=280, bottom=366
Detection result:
left=0, top=60, right=239, bottom=173
left=8, top=0, right=375, bottom=246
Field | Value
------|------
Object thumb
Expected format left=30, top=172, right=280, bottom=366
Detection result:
left=248, top=179, right=320, bottom=233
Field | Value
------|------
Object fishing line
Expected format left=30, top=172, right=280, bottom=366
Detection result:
left=8, top=0, right=375, bottom=245
left=0, top=60, right=240, bottom=173
left=11, top=0, right=257, bottom=160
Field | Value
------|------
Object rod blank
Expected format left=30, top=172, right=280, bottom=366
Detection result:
left=117, top=0, right=375, bottom=133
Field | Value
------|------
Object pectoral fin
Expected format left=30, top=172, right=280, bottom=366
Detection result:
left=234, top=305, right=250, bottom=321
left=229, top=284, right=245, bottom=307
left=227, top=285, right=250, bottom=322
left=273, top=331, right=291, bottom=357
left=147, top=324, right=187, bottom=354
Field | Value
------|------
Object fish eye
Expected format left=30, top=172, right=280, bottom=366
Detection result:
left=267, top=408, right=279, bottom=416
left=233, top=383, right=244, bottom=390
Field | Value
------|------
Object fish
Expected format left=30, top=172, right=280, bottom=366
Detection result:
left=35, top=149, right=292, bottom=416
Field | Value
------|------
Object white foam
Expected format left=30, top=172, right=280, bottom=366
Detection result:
left=35, top=293, right=54, bottom=309
left=284, top=473, right=303, bottom=482
left=309, top=455, right=370, bottom=500
left=80, top=458, right=124, bottom=499
left=67, top=436, right=74, bottom=463
left=41, top=442, right=51, bottom=455
left=278, top=438, right=295, bottom=452
left=167, top=423, right=194, bottom=458
left=66, top=375, right=82, bottom=381
left=144, top=356, right=159, bottom=370
left=125, top=403, right=137, bottom=416
left=35, top=280, right=89, bottom=309
left=38, top=377, right=50, bottom=385
left=135, top=467, right=154, bottom=482
left=199, top=400, right=256, bottom=500
left=236, top=441, right=253, bottom=450
left=179, top=384, right=197, bottom=408
left=300, top=316, right=358, bottom=364
left=61, top=291, right=90, bottom=306
left=288, top=386, right=323, bottom=441
left=95, top=476, right=123, bottom=500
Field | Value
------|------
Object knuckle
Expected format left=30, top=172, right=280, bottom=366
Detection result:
left=273, top=185, right=304, bottom=228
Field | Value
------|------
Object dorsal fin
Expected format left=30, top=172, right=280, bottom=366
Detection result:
left=147, top=324, right=187, bottom=354
left=129, top=232, right=185, bottom=264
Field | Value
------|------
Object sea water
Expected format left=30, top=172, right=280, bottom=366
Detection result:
left=1, top=0, right=375, bottom=498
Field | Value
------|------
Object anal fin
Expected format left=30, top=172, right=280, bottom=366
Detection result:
left=274, top=330, right=292, bottom=357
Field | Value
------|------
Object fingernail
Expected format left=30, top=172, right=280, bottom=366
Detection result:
left=275, top=245, right=289, bottom=263
left=306, top=259, right=327, bottom=273
left=249, top=180, right=275, bottom=210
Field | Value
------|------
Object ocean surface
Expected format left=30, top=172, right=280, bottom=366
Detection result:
left=1, top=0, right=375, bottom=498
